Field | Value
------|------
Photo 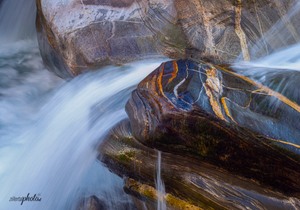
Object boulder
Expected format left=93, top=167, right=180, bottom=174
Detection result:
left=125, top=59, right=300, bottom=195
left=36, top=0, right=297, bottom=78
left=99, top=120, right=300, bottom=209
left=36, top=0, right=186, bottom=78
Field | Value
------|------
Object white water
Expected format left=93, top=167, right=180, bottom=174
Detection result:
left=0, top=38, right=165, bottom=209
left=155, top=151, right=166, bottom=210
left=235, top=42, right=300, bottom=72
left=0, top=0, right=36, bottom=43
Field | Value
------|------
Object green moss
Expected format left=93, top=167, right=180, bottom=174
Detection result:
left=117, top=150, right=136, bottom=163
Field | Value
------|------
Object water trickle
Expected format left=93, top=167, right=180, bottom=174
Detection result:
left=155, top=150, right=166, bottom=210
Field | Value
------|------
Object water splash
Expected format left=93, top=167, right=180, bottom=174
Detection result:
left=0, top=0, right=36, bottom=43
left=155, top=150, right=166, bottom=210
left=0, top=40, right=166, bottom=209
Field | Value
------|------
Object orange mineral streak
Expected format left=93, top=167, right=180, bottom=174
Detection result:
left=217, top=65, right=300, bottom=113
left=221, top=97, right=236, bottom=123
left=167, top=61, right=179, bottom=84
left=157, top=64, right=167, bottom=98
left=204, top=67, right=226, bottom=121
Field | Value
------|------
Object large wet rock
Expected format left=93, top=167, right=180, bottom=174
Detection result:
left=36, top=0, right=297, bottom=78
left=36, top=0, right=186, bottom=78
left=99, top=120, right=300, bottom=209
left=125, top=59, right=300, bottom=195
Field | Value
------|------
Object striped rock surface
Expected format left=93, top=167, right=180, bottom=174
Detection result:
left=126, top=59, right=300, bottom=195
left=99, top=120, right=300, bottom=209
left=36, top=0, right=297, bottom=78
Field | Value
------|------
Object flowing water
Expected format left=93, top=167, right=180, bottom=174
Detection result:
left=0, top=0, right=36, bottom=43
left=0, top=1, right=166, bottom=209
left=155, top=151, right=166, bottom=210
left=0, top=38, right=165, bottom=209
left=234, top=0, right=300, bottom=72
left=233, top=1, right=300, bottom=109
left=232, top=1, right=300, bottom=155
left=238, top=0, right=300, bottom=61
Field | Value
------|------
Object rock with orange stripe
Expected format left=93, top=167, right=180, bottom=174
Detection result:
left=126, top=59, right=300, bottom=195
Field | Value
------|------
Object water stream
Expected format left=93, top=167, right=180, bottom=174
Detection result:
left=155, top=151, right=166, bottom=210
left=233, top=0, right=300, bottom=114
left=234, top=0, right=300, bottom=72
left=0, top=38, right=165, bottom=209
left=0, top=0, right=169, bottom=209
left=0, top=0, right=36, bottom=43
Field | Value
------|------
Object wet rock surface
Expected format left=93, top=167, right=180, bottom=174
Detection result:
left=77, top=196, right=106, bottom=210
left=36, top=0, right=186, bottom=78
left=36, top=0, right=297, bottom=78
left=99, top=120, right=300, bottom=209
left=124, top=59, right=300, bottom=195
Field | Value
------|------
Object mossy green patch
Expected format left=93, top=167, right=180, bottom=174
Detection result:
left=117, top=150, right=136, bottom=163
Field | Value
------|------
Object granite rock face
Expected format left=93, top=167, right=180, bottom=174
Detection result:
left=36, top=0, right=297, bottom=78
left=36, top=0, right=186, bottom=78
left=125, top=59, right=300, bottom=195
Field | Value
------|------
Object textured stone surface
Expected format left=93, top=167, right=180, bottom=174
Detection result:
left=99, top=120, right=300, bottom=209
left=125, top=59, right=300, bottom=195
left=36, top=0, right=186, bottom=78
left=36, top=0, right=297, bottom=78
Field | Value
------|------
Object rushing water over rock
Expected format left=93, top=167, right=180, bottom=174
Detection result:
left=234, top=0, right=300, bottom=70
left=234, top=0, right=300, bottom=62
left=233, top=0, right=300, bottom=119
left=0, top=39, right=165, bottom=209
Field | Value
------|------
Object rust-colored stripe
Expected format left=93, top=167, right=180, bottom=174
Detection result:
left=167, top=61, right=179, bottom=84
left=157, top=63, right=166, bottom=98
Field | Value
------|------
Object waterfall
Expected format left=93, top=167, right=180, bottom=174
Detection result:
left=155, top=151, right=166, bottom=210
left=0, top=38, right=165, bottom=209
left=0, top=0, right=36, bottom=43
